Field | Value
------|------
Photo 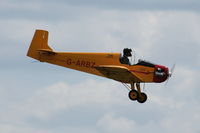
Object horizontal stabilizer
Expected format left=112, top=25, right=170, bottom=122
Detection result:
left=37, top=49, right=57, bottom=55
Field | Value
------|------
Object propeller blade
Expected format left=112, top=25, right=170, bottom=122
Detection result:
left=165, top=63, right=176, bottom=86
left=170, top=63, right=176, bottom=76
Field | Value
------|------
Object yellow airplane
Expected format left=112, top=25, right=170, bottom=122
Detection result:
left=27, top=29, right=173, bottom=103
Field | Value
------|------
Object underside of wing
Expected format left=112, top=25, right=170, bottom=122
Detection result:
left=95, top=65, right=142, bottom=83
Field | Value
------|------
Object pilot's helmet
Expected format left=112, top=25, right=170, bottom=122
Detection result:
left=123, top=48, right=132, bottom=57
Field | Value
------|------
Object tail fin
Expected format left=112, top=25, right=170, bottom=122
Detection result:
left=27, top=29, right=53, bottom=60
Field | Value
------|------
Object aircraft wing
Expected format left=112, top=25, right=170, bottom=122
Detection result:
left=95, top=65, right=142, bottom=83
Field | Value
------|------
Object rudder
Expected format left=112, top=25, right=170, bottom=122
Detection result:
left=27, top=29, right=53, bottom=60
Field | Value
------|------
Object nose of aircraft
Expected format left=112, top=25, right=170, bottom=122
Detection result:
left=153, top=65, right=169, bottom=83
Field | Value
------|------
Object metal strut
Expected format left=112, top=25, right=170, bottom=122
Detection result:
left=121, top=83, right=131, bottom=91
left=136, top=83, right=142, bottom=96
left=131, top=82, right=135, bottom=90
left=122, top=82, right=137, bottom=91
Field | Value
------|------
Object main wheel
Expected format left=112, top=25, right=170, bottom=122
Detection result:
left=128, top=90, right=139, bottom=101
left=137, top=92, right=147, bottom=103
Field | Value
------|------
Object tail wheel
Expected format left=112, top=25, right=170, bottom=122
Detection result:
left=137, top=92, right=147, bottom=103
left=128, top=90, right=139, bottom=101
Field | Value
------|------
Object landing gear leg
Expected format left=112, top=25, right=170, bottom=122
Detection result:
left=128, top=83, right=139, bottom=101
left=136, top=83, right=147, bottom=103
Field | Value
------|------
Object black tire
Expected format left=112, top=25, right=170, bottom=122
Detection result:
left=128, top=90, right=139, bottom=101
left=137, top=92, right=147, bottom=103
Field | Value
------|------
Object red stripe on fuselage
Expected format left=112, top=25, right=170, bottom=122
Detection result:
left=130, top=70, right=152, bottom=75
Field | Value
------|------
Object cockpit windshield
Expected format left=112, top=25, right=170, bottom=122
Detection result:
left=136, top=59, right=155, bottom=67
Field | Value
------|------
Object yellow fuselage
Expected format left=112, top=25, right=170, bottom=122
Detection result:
left=38, top=52, right=155, bottom=83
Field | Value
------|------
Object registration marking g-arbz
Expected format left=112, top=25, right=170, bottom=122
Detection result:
left=66, top=58, right=95, bottom=68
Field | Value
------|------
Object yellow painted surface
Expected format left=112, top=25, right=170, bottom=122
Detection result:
left=27, top=30, right=155, bottom=83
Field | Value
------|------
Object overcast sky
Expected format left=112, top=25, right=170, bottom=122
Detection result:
left=1, top=0, right=200, bottom=133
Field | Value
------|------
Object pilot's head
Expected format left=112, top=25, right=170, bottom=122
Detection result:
left=123, top=48, right=132, bottom=57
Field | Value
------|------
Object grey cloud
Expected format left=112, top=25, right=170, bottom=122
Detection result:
left=13, top=0, right=200, bottom=9
left=1, top=0, right=200, bottom=21
left=63, top=0, right=200, bottom=11
left=0, top=1, right=91, bottom=21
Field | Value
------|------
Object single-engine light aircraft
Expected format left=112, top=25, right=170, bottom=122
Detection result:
left=27, top=30, right=173, bottom=103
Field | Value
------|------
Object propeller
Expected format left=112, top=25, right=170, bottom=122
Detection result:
left=165, top=63, right=176, bottom=86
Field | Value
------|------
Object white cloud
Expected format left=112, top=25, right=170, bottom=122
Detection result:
left=150, top=94, right=185, bottom=109
left=159, top=105, right=200, bottom=133
left=97, top=113, right=137, bottom=133
left=1, top=2, right=200, bottom=133
left=0, top=124, right=53, bottom=133
left=9, top=80, right=126, bottom=120
left=1, top=74, right=200, bottom=133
